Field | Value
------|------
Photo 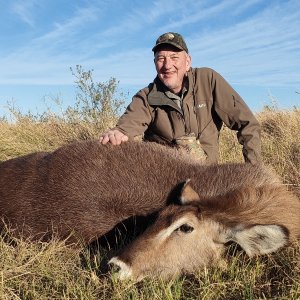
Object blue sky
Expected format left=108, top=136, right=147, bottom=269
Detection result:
left=0, top=0, right=299, bottom=118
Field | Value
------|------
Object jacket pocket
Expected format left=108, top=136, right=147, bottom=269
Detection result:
left=148, top=107, right=174, bottom=142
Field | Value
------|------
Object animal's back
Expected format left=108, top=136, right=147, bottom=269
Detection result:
left=0, top=151, right=49, bottom=212
left=0, top=141, right=183, bottom=241
left=0, top=140, right=291, bottom=242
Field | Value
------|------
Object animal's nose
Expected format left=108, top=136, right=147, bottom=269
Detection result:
left=108, top=257, right=133, bottom=280
left=108, top=261, right=121, bottom=273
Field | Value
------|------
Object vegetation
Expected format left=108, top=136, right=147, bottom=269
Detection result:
left=0, top=66, right=125, bottom=161
left=0, top=70, right=299, bottom=299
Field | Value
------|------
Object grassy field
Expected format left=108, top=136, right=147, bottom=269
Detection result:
left=0, top=105, right=299, bottom=299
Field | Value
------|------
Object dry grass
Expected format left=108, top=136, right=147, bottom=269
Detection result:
left=0, top=106, right=299, bottom=299
left=0, top=119, right=100, bottom=162
left=258, top=107, right=300, bottom=197
left=219, top=106, right=300, bottom=198
left=0, top=230, right=299, bottom=299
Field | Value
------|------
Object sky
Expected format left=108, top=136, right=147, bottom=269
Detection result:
left=0, top=0, right=299, bottom=119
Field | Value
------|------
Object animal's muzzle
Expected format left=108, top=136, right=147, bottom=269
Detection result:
left=108, top=257, right=133, bottom=280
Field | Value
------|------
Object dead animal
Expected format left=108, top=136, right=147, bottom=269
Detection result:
left=1, top=140, right=298, bottom=278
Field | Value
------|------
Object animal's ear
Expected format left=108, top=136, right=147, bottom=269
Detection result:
left=224, top=224, right=289, bottom=257
left=179, top=179, right=201, bottom=204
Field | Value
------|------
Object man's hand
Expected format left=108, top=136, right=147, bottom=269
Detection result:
left=99, top=129, right=129, bottom=145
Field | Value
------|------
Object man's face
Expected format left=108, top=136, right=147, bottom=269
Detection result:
left=154, top=45, right=191, bottom=94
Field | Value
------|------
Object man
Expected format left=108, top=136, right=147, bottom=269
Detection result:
left=99, top=32, right=261, bottom=164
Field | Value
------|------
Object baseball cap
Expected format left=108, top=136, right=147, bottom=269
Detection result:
left=152, top=32, right=189, bottom=53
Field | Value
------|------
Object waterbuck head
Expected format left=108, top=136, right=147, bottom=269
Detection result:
left=109, top=180, right=289, bottom=281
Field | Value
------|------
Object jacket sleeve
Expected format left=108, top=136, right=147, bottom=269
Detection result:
left=211, top=70, right=262, bottom=164
left=114, top=88, right=153, bottom=139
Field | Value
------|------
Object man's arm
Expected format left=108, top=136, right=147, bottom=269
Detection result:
left=99, top=89, right=153, bottom=145
left=212, top=70, right=262, bottom=164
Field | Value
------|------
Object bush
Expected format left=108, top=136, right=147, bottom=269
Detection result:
left=0, top=66, right=127, bottom=161
left=67, top=65, right=125, bottom=130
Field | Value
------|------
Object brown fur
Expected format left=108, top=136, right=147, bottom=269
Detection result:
left=111, top=181, right=300, bottom=280
left=110, top=146, right=300, bottom=280
left=0, top=140, right=294, bottom=246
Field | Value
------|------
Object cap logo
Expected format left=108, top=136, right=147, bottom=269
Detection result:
left=165, top=33, right=174, bottom=40
left=158, top=33, right=174, bottom=42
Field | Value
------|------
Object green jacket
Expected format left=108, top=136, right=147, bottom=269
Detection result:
left=116, top=67, right=261, bottom=164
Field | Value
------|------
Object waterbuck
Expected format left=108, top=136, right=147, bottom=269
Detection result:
left=0, top=140, right=298, bottom=278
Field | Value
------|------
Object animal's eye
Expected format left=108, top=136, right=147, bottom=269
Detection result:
left=176, top=224, right=194, bottom=233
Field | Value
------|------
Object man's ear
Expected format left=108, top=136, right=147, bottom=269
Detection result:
left=185, top=53, right=192, bottom=72
left=179, top=179, right=201, bottom=204
left=223, top=224, right=289, bottom=257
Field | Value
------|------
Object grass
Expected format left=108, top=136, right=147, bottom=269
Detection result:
left=0, top=105, right=299, bottom=299
left=1, top=230, right=299, bottom=299
left=219, top=106, right=300, bottom=198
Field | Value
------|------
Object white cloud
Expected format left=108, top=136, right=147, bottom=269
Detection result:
left=11, top=0, right=40, bottom=27
left=38, top=5, right=100, bottom=43
left=188, top=1, right=300, bottom=86
left=0, top=0, right=299, bottom=89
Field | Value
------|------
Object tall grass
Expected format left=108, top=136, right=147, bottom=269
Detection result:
left=0, top=80, right=299, bottom=299
left=259, top=107, right=300, bottom=197
left=219, top=106, right=300, bottom=198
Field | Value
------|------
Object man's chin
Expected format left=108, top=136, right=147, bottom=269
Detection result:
left=161, top=80, right=176, bottom=91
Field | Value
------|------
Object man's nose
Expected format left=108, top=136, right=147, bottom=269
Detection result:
left=163, top=57, right=172, bottom=69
